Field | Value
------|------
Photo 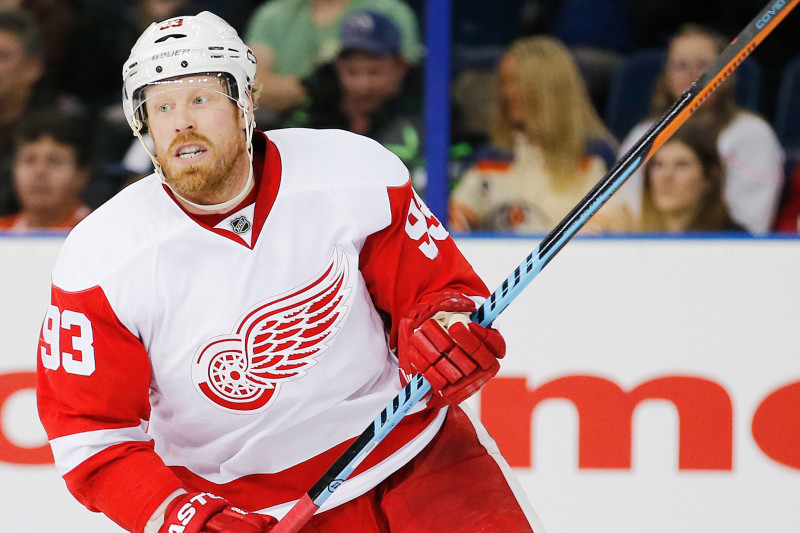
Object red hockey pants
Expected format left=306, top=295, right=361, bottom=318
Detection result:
left=297, top=405, right=541, bottom=532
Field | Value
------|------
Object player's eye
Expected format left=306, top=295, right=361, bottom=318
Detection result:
left=193, top=96, right=209, bottom=105
left=158, top=103, right=171, bottom=112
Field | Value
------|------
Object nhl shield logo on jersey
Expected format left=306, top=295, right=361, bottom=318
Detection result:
left=229, top=215, right=251, bottom=234
left=191, top=250, right=352, bottom=413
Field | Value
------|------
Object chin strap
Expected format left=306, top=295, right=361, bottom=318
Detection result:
left=171, top=162, right=254, bottom=213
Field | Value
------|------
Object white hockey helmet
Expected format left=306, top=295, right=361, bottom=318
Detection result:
left=122, top=11, right=257, bottom=133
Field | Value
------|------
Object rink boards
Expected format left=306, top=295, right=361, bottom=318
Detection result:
left=1, top=235, right=798, bottom=532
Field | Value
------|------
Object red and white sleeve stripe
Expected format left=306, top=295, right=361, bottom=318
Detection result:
left=37, top=284, right=183, bottom=533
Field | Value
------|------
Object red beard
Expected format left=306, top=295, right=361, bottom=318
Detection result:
left=157, top=131, right=245, bottom=201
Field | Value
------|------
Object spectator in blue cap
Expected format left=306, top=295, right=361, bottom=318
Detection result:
left=333, top=11, right=410, bottom=131
left=245, top=0, right=421, bottom=116
left=291, top=10, right=425, bottom=186
left=339, top=8, right=402, bottom=55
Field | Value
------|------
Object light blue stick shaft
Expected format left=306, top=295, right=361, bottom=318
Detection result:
left=473, top=158, right=641, bottom=327
left=275, top=2, right=799, bottom=528
left=305, top=374, right=431, bottom=510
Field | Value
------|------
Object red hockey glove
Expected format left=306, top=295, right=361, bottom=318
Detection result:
left=398, top=293, right=505, bottom=406
left=159, top=492, right=277, bottom=533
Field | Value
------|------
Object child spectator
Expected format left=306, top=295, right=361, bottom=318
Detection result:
left=613, top=23, right=784, bottom=233
left=0, top=8, right=81, bottom=215
left=448, top=35, right=616, bottom=233
left=0, top=113, right=91, bottom=231
left=245, top=0, right=421, bottom=116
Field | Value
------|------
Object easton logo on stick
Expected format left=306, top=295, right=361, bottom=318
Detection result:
left=327, top=479, right=344, bottom=493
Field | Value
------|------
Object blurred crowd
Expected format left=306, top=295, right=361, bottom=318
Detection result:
left=1, top=0, right=800, bottom=235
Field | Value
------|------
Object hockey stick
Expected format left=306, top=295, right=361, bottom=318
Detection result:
left=272, top=2, right=798, bottom=531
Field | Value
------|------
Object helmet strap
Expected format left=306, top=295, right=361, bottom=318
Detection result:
left=171, top=162, right=254, bottom=213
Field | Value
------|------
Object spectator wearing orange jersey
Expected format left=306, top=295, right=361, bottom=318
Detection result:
left=0, top=113, right=91, bottom=231
left=448, top=36, right=616, bottom=233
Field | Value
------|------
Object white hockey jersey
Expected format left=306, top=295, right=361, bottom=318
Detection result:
left=36, top=129, right=490, bottom=532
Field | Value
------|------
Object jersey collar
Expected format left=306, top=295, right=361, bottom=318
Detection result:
left=163, top=130, right=282, bottom=249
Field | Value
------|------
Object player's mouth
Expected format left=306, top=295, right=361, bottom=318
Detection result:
left=174, top=143, right=208, bottom=161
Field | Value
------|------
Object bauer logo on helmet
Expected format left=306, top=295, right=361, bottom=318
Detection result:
left=152, top=49, right=190, bottom=60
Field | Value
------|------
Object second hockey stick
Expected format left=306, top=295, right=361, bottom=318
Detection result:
left=272, top=1, right=799, bottom=531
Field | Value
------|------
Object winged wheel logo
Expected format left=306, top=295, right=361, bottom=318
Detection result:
left=192, top=251, right=351, bottom=413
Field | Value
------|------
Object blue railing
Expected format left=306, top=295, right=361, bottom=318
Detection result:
left=423, top=0, right=451, bottom=224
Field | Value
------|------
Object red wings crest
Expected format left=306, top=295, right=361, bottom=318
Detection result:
left=192, top=250, right=351, bottom=412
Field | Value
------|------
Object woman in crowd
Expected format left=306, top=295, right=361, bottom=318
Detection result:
left=613, top=23, right=784, bottom=233
left=599, top=124, right=745, bottom=233
left=448, top=35, right=617, bottom=233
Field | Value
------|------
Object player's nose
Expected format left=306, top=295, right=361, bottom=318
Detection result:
left=172, top=104, right=197, bottom=132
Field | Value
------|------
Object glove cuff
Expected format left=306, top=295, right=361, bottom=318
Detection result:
left=159, top=492, right=229, bottom=533
left=405, top=292, right=477, bottom=329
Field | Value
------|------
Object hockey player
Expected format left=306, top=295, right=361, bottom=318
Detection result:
left=36, top=11, right=544, bottom=533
